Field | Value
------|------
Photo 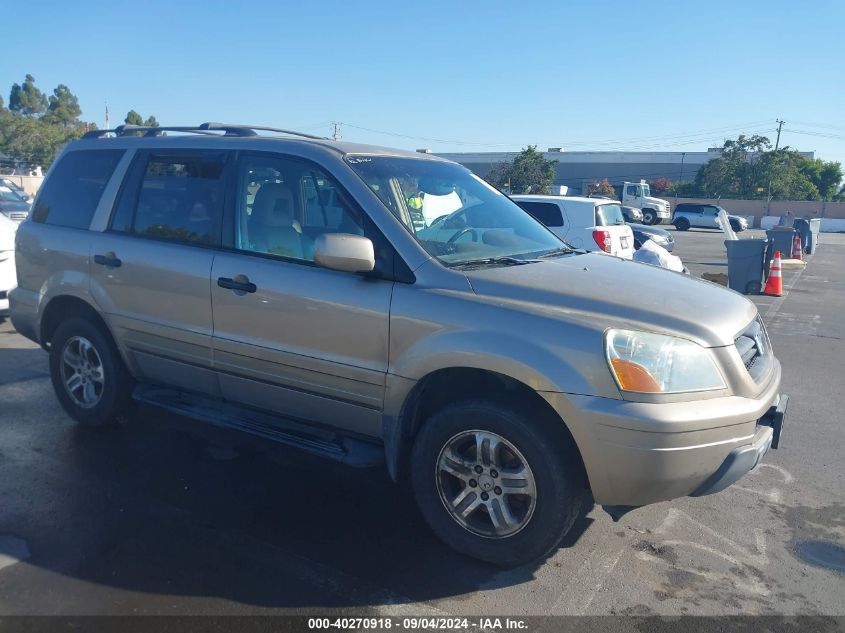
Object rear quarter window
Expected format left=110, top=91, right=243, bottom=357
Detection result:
left=594, top=204, right=624, bottom=227
left=32, top=150, right=124, bottom=229
left=514, top=201, right=563, bottom=227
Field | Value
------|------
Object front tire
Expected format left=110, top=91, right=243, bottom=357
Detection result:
left=411, top=400, right=586, bottom=567
left=641, top=209, right=657, bottom=225
left=49, top=317, right=133, bottom=426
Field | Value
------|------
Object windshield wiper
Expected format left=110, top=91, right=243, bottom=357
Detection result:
left=449, top=256, right=537, bottom=269
left=538, top=246, right=578, bottom=258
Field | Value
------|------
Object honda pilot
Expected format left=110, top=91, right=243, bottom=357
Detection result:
left=10, top=123, right=787, bottom=567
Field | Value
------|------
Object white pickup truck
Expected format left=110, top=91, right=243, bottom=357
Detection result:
left=612, top=181, right=671, bottom=226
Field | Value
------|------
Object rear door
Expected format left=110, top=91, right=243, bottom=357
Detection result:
left=210, top=152, right=393, bottom=437
left=89, top=149, right=229, bottom=396
left=595, top=203, right=634, bottom=259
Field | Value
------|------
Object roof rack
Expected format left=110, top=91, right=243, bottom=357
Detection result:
left=82, top=122, right=328, bottom=140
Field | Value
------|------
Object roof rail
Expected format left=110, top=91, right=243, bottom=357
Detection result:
left=82, top=122, right=328, bottom=140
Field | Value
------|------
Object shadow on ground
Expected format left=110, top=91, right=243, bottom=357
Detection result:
left=0, top=356, right=594, bottom=610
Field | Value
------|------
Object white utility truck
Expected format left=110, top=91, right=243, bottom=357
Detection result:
left=612, top=180, right=671, bottom=225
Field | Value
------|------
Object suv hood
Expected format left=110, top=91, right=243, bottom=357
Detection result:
left=464, top=253, right=756, bottom=347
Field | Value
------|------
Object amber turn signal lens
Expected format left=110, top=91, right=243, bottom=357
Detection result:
left=610, top=358, right=662, bottom=393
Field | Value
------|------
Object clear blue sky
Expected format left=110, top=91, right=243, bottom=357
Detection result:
left=2, top=0, right=844, bottom=164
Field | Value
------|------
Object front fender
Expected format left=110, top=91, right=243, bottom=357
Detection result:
left=390, top=328, right=609, bottom=397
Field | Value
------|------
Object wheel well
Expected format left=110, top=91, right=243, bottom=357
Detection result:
left=396, top=368, right=586, bottom=482
left=40, top=296, right=110, bottom=349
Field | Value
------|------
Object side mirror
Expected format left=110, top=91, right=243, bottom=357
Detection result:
left=314, top=233, right=375, bottom=273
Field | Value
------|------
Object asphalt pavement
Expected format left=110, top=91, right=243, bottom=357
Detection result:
left=0, top=228, right=844, bottom=617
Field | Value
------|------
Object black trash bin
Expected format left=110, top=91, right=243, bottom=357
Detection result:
left=725, top=239, right=767, bottom=294
left=766, top=227, right=796, bottom=259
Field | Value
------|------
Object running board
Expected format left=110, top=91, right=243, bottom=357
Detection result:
left=132, top=385, right=384, bottom=467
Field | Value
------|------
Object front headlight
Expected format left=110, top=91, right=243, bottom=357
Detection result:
left=605, top=329, right=726, bottom=393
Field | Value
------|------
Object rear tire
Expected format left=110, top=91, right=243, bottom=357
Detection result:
left=674, top=217, right=690, bottom=231
left=641, top=209, right=656, bottom=225
left=411, top=399, right=586, bottom=567
left=49, top=317, right=134, bottom=427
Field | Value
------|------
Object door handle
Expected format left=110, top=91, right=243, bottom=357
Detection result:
left=217, top=276, right=257, bottom=294
left=94, top=253, right=122, bottom=268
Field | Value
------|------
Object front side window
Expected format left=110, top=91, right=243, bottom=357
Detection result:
left=346, top=156, right=563, bottom=266
left=112, top=152, right=226, bottom=245
left=626, top=185, right=638, bottom=197
left=235, top=154, right=364, bottom=262
left=32, top=150, right=124, bottom=228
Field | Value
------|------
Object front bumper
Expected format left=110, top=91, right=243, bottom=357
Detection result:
left=691, top=394, right=787, bottom=496
left=542, top=362, right=784, bottom=506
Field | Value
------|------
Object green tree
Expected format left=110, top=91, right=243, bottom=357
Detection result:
left=143, top=115, right=159, bottom=128
left=487, top=146, right=558, bottom=194
left=812, top=160, right=842, bottom=201
left=1, top=78, right=92, bottom=168
left=124, top=110, right=144, bottom=126
left=44, top=84, right=82, bottom=127
left=8, top=74, right=48, bottom=116
left=694, top=134, right=772, bottom=198
left=691, top=134, right=841, bottom=201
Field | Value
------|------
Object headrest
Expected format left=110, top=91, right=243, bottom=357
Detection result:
left=252, top=183, right=295, bottom=228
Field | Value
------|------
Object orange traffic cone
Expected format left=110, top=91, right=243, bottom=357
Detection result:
left=791, top=231, right=803, bottom=260
left=764, top=250, right=783, bottom=296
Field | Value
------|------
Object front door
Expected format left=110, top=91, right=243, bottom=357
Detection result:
left=210, top=152, right=393, bottom=437
left=90, top=149, right=229, bottom=396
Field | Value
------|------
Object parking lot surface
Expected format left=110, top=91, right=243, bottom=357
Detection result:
left=1, top=228, right=844, bottom=617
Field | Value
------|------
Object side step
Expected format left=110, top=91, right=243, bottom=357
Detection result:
left=132, top=385, right=384, bottom=467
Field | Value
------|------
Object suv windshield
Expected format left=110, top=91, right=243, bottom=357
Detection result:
left=346, top=156, right=564, bottom=265
left=595, top=203, right=625, bottom=226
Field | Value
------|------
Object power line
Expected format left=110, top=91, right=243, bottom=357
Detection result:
left=783, top=128, right=845, bottom=141
left=788, top=120, right=845, bottom=133
left=338, top=120, right=774, bottom=151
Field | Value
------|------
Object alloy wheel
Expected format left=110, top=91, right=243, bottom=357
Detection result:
left=60, top=336, right=105, bottom=409
left=435, top=430, right=537, bottom=538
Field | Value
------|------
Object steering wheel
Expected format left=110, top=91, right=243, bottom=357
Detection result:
left=446, top=227, right=478, bottom=245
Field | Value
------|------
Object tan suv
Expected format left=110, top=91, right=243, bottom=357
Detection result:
left=10, top=123, right=787, bottom=567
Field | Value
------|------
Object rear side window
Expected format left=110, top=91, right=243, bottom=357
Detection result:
left=595, top=204, right=625, bottom=226
left=32, top=150, right=124, bottom=228
left=111, top=152, right=226, bottom=246
left=515, top=201, right=563, bottom=227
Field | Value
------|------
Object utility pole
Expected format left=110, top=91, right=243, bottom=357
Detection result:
left=773, top=119, right=784, bottom=151
left=766, top=119, right=785, bottom=215
left=331, top=122, right=342, bottom=141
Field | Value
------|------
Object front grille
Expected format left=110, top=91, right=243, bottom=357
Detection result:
left=735, top=317, right=769, bottom=378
